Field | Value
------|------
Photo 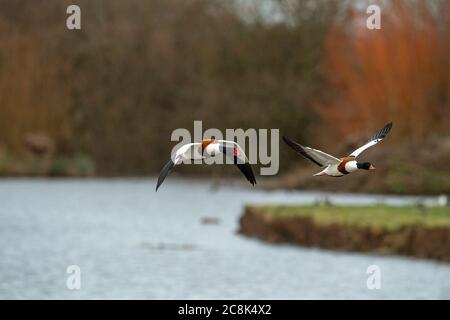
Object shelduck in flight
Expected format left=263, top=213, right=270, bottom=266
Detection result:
left=283, top=122, right=393, bottom=177
left=156, top=139, right=257, bottom=191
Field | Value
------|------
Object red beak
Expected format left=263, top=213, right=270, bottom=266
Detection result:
left=369, top=164, right=376, bottom=170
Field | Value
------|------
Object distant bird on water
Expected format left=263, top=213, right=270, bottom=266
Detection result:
left=156, top=139, right=256, bottom=191
left=283, top=122, right=393, bottom=177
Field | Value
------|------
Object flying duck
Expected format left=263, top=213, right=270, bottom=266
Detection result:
left=156, top=139, right=257, bottom=191
left=283, top=122, right=393, bottom=177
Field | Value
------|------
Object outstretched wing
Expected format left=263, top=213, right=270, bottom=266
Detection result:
left=282, top=136, right=340, bottom=167
left=156, top=142, right=202, bottom=192
left=218, top=140, right=256, bottom=186
left=234, top=162, right=257, bottom=186
left=171, top=142, right=202, bottom=161
left=349, top=122, right=393, bottom=158
left=156, top=159, right=175, bottom=192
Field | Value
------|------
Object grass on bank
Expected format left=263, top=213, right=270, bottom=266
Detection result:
left=248, top=204, right=450, bottom=231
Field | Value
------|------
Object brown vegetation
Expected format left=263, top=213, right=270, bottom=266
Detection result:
left=317, top=0, right=449, bottom=146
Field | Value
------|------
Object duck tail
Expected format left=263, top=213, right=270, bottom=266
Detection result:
left=313, top=169, right=326, bottom=176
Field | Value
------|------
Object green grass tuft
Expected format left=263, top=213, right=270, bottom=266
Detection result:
left=250, top=204, right=450, bottom=231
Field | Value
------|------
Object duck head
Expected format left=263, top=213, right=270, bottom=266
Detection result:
left=357, top=162, right=376, bottom=170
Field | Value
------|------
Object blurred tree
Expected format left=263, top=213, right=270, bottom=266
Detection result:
left=0, top=0, right=341, bottom=175
left=319, top=0, right=449, bottom=147
left=0, top=0, right=70, bottom=153
left=66, top=0, right=339, bottom=174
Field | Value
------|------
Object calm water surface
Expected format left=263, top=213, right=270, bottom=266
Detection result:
left=1, top=178, right=449, bottom=299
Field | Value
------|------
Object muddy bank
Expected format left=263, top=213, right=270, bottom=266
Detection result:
left=239, top=207, right=450, bottom=262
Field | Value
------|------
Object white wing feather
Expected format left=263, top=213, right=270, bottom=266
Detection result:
left=349, top=139, right=380, bottom=158
left=303, top=146, right=340, bottom=166
left=172, top=143, right=202, bottom=162
left=349, top=122, right=393, bottom=158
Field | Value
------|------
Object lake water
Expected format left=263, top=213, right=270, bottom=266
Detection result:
left=1, top=178, right=449, bottom=299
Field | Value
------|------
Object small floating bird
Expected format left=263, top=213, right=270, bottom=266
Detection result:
left=156, top=139, right=256, bottom=191
left=283, top=122, right=393, bottom=177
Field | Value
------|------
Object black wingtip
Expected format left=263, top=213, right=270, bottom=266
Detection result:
left=282, top=135, right=300, bottom=149
left=282, top=135, right=323, bottom=167
left=282, top=135, right=292, bottom=145
left=155, top=160, right=175, bottom=192
left=371, top=121, right=393, bottom=141
left=234, top=160, right=257, bottom=187
left=250, top=174, right=257, bottom=186
left=385, top=121, right=393, bottom=131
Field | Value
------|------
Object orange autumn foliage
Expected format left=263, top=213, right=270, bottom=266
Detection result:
left=319, top=1, right=449, bottom=144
